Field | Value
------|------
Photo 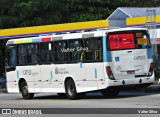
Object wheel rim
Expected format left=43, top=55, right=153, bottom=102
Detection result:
left=22, top=86, right=28, bottom=95
left=68, top=84, right=74, bottom=96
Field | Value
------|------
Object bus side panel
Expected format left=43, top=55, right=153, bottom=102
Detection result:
left=6, top=70, right=19, bottom=93
left=85, top=63, right=106, bottom=90
left=53, top=63, right=86, bottom=93
left=7, top=82, right=19, bottom=93
left=16, top=65, right=42, bottom=93
left=41, top=64, right=59, bottom=92
left=76, top=81, right=98, bottom=92
left=147, top=58, right=155, bottom=83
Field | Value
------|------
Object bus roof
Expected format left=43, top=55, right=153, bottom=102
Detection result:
left=6, top=27, right=147, bottom=45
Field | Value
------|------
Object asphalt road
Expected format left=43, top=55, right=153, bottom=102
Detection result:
left=0, top=91, right=160, bottom=117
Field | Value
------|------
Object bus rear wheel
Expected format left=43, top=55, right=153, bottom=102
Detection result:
left=65, top=79, right=79, bottom=100
left=20, top=81, right=34, bottom=100
left=101, top=88, right=119, bottom=98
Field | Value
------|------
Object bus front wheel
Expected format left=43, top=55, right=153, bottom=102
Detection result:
left=20, top=81, right=34, bottom=100
left=65, top=79, right=78, bottom=100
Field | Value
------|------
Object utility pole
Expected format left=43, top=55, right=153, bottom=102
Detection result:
left=146, top=9, right=157, bottom=59
left=146, top=9, right=159, bottom=80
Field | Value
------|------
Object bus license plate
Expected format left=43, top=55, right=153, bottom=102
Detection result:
left=127, top=71, right=135, bottom=74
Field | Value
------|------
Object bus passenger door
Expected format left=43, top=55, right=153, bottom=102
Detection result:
left=84, top=38, right=105, bottom=90
left=6, top=45, right=19, bottom=93
left=40, top=43, right=59, bottom=92
left=18, top=44, right=42, bottom=93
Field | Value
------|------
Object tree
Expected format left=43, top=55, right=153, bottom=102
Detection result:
left=66, top=0, right=160, bottom=22
left=0, top=0, right=69, bottom=29
left=0, top=0, right=159, bottom=29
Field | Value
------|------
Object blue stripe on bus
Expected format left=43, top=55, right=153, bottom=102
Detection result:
left=50, top=71, right=53, bottom=79
left=94, top=69, right=97, bottom=79
left=103, top=36, right=107, bottom=62
left=80, top=62, right=83, bottom=68
left=107, top=51, right=112, bottom=62
left=147, top=48, right=153, bottom=59
left=17, top=70, right=19, bottom=79
left=103, top=35, right=112, bottom=62
left=32, top=38, right=41, bottom=42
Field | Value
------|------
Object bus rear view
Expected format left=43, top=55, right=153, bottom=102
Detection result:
left=5, top=27, right=155, bottom=100
left=104, top=28, right=154, bottom=90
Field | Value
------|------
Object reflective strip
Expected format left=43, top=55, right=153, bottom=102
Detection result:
left=107, top=51, right=112, bottom=62
left=147, top=48, right=153, bottom=59
left=50, top=71, right=53, bottom=79
left=94, top=69, right=97, bottom=79
left=17, top=70, right=19, bottom=79
left=80, top=62, right=83, bottom=68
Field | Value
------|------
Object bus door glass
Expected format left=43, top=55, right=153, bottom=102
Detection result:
left=107, top=30, right=150, bottom=80
left=6, top=45, right=17, bottom=81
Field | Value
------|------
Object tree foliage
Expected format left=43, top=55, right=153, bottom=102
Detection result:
left=66, top=0, right=160, bottom=22
left=0, top=0, right=69, bottom=28
left=0, top=0, right=159, bottom=29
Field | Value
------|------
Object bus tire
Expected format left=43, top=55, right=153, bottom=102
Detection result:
left=20, top=81, right=34, bottom=100
left=101, top=88, right=119, bottom=98
left=65, top=79, right=78, bottom=100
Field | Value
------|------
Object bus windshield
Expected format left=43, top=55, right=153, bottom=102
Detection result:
left=107, top=30, right=151, bottom=51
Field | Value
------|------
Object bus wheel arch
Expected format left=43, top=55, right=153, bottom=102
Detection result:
left=18, top=78, right=34, bottom=100
left=18, top=78, right=26, bottom=92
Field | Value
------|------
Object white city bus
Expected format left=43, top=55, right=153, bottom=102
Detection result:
left=5, top=28, right=154, bottom=100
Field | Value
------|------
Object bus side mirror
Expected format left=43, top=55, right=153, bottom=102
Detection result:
left=6, top=66, right=16, bottom=72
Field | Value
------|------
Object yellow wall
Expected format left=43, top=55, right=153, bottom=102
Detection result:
left=0, top=20, right=108, bottom=37
left=126, top=16, right=160, bottom=26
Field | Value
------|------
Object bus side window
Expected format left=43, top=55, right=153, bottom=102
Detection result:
left=69, top=40, right=83, bottom=62
left=6, top=45, right=17, bottom=66
left=84, top=38, right=102, bottom=62
left=54, top=41, right=68, bottom=63
left=95, top=39, right=102, bottom=61
left=41, top=43, right=52, bottom=63
left=17, top=45, right=27, bottom=65
left=27, top=44, right=39, bottom=64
